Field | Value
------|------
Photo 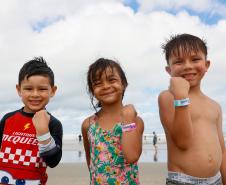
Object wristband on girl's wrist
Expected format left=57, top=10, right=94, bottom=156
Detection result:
left=36, top=132, right=51, bottom=142
left=174, top=98, right=190, bottom=107
left=122, top=123, right=136, bottom=132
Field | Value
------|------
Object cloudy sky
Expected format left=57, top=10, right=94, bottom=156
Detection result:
left=1, top=0, right=226, bottom=135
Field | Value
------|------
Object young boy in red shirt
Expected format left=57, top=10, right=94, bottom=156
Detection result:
left=0, top=57, right=63, bottom=185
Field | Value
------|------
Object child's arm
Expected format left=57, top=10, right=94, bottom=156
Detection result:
left=32, top=110, right=51, bottom=144
left=0, top=112, right=15, bottom=147
left=121, top=104, right=144, bottom=164
left=221, top=151, right=226, bottom=185
left=0, top=117, right=5, bottom=148
left=32, top=110, right=63, bottom=168
left=82, top=118, right=91, bottom=169
left=158, top=77, right=193, bottom=150
left=216, top=106, right=226, bottom=184
left=41, top=116, right=63, bottom=167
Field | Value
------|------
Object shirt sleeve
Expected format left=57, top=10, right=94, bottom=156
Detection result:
left=0, top=117, right=5, bottom=147
left=0, top=112, right=16, bottom=147
left=40, top=115, right=63, bottom=168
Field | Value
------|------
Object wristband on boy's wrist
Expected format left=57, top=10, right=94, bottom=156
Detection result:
left=174, top=98, right=190, bottom=107
left=39, top=137, right=56, bottom=153
left=122, top=123, right=136, bottom=132
left=36, top=132, right=51, bottom=142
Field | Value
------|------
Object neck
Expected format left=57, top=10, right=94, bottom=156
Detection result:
left=189, top=84, right=203, bottom=96
left=99, top=101, right=123, bottom=116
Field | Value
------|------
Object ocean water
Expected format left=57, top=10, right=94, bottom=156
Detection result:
left=61, top=133, right=226, bottom=163
left=61, top=143, right=167, bottom=163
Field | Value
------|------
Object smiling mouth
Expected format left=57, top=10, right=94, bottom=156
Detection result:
left=182, top=73, right=196, bottom=80
left=101, top=92, right=115, bottom=96
left=29, top=100, right=42, bottom=105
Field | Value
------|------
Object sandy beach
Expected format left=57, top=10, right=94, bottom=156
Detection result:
left=46, top=138, right=167, bottom=184
left=47, top=162, right=167, bottom=185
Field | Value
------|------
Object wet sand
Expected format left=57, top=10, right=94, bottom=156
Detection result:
left=47, top=162, right=167, bottom=185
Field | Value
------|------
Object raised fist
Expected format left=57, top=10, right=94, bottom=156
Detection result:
left=32, top=110, right=50, bottom=136
left=121, top=104, right=137, bottom=124
left=169, top=77, right=190, bottom=99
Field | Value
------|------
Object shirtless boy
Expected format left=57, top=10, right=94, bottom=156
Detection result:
left=158, top=33, right=226, bottom=185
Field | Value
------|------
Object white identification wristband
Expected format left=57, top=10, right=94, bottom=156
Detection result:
left=174, top=98, right=190, bottom=107
left=122, top=123, right=136, bottom=132
left=39, top=137, right=56, bottom=153
left=37, top=132, right=51, bottom=142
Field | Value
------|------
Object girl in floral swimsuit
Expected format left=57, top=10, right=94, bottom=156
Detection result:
left=82, top=58, right=144, bottom=185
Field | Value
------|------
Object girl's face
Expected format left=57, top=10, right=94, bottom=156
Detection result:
left=91, top=67, right=124, bottom=106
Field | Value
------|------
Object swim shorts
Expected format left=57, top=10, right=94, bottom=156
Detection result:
left=166, top=171, right=222, bottom=185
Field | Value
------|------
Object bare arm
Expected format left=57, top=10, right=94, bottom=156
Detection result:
left=216, top=106, right=226, bottom=184
left=81, top=118, right=91, bottom=169
left=121, top=105, right=144, bottom=163
left=221, top=151, right=226, bottom=185
left=158, top=89, right=193, bottom=150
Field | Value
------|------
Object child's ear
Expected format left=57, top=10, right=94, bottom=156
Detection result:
left=123, top=83, right=128, bottom=90
left=165, top=66, right=171, bottom=75
left=16, top=85, right=22, bottom=97
left=205, top=60, right=210, bottom=71
left=50, top=86, right=57, bottom=97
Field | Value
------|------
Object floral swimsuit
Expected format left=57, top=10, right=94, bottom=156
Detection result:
left=88, top=116, right=139, bottom=185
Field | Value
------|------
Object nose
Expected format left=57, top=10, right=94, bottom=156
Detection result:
left=184, top=60, right=193, bottom=70
left=31, top=89, right=39, bottom=96
left=102, top=81, right=111, bottom=89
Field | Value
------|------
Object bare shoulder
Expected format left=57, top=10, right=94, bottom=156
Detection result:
left=159, top=90, right=171, bottom=97
left=158, top=90, right=174, bottom=112
left=205, top=95, right=222, bottom=112
left=135, top=116, right=144, bottom=126
left=135, top=116, right=144, bottom=134
left=158, top=90, right=173, bottom=104
left=158, top=90, right=175, bottom=130
left=81, top=116, right=93, bottom=131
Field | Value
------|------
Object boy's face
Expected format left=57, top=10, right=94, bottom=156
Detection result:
left=16, top=75, right=57, bottom=113
left=165, top=49, right=210, bottom=87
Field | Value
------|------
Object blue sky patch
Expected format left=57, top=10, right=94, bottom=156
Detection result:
left=123, top=0, right=139, bottom=12
left=144, top=87, right=162, bottom=95
left=32, top=15, right=65, bottom=32
left=166, top=8, right=223, bottom=25
left=185, top=8, right=223, bottom=25
left=218, top=0, right=226, bottom=3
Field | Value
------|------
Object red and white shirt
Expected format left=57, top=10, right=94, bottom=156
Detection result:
left=0, top=109, right=61, bottom=185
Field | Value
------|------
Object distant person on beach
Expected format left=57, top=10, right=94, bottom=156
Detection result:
left=78, top=134, right=82, bottom=142
left=82, top=58, right=144, bottom=184
left=78, top=150, right=82, bottom=158
left=153, top=131, right=158, bottom=162
left=153, top=149, right=158, bottom=162
left=158, top=34, right=226, bottom=184
left=153, top=131, right=158, bottom=151
left=0, top=57, right=63, bottom=184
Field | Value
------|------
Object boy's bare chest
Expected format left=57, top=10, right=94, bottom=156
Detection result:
left=189, top=103, right=218, bottom=124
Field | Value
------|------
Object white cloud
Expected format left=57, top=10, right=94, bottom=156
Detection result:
left=0, top=0, right=226, bottom=134
left=137, top=0, right=226, bottom=17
